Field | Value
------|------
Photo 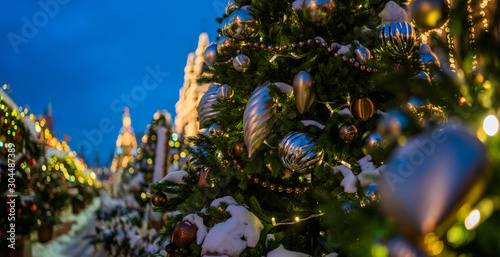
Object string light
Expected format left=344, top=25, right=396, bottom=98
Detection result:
left=271, top=213, right=324, bottom=226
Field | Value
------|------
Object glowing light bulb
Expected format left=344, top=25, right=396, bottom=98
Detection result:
left=295, top=216, right=300, bottom=222
left=483, top=115, right=499, bottom=136
left=465, top=209, right=480, bottom=230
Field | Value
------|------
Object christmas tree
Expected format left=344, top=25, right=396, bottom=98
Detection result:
left=150, top=0, right=449, bottom=255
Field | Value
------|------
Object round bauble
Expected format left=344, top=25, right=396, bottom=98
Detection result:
left=351, top=96, right=374, bottom=122
left=217, top=84, right=234, bottom=100
left=339, top=124, right=358, bottom=143
left=302, top=0, right=336, bottom=26
left=364, top=185, right=379, bottom=204
left=221, top=17, right=231, bottom=37
left=217, top=36, right=242, bottom=54
left=227, top=9, right=260, bottom=39
left=413, top=71, right=431, bottom=84
left=354, top=46, right=371, bottom=64
left=151, top=191, right=167, bottom=207
left=377, top=111, right=409, bottom=143
left=173, top=221, right=198, bottom=249
left=232, top=142, right=246, bottom=157
left=208, top=123, right=222, bottom=138
left=379, top=21, right=416, bottom=56
left=293, top=71, right=315, bottom=114
left=233, top=54, right=250, bottom=72
left=203, top=44, right=218, bottom=68
left=226, top=0, right=238, bottom=15
left=362, top=132, right=384, bottom=156
left=410, top=0, right=450, bottom=31
left=420, top=52, right=440, bottom=70
left=279, top=132, right=324, bottom=173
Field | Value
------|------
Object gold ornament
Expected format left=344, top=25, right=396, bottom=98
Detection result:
left=279, top=132, right=324, bottom=173
left=339, top=124, right=358, bottom=143
left=293, top=71, right=316, bottom=114
left=302, top=0, right=336, bottom=26
left=354, top=46, right=371, bottom=64
left=233, top=54, right=250, bottom=72
left=221, top=17, right=231, bottom=37
left=217, top=36, right=243, bottom=54
left=232, top=142, right=246, bottom=157
left=151, top=191, right=167, bottom=207
left=243, top=82, right=275, bottom=157
left=227, top=9, right=260, bottom=39
left=410, top=0, right=450, bottom=31
left=198, top=168, right=211, bottom=187
left=198, top=84, right=221, bottom=129
left=173, top=221, right=198, bottom=249
left=217, top=84, right=234, bottom=101
left=351, top=96, right=374, bottom=122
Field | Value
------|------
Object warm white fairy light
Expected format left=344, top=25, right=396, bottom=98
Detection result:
left=467, top=0, right=477, bottom=71
left=465, top=209, right=481, bottom=230
left=483, top=114, right=499, bottom=136
left=480, top=0, right=491, bottom=31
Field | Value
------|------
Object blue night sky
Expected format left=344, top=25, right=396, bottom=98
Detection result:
left=0, top=0, right=223, bottom=166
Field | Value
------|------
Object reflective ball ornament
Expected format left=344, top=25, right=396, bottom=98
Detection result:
left=151, top=191, right=167, bottom=207
left=379, top=21, right=416, bottom=56
left=341, top=201, right=360, bottom=213
left=379, top=126, right=488, bottom=246
left=302, top=0, right=336, bottom=26
left=279, top=132, right=324, bottom=173
left=233, top=54, right=250, bottom=72
left=227, top=9, right=261, bottom=39
left=203, top=43, right=218, bottom=68
left=221, top=17, right=231, bottom=37
left=420, top=52, right=440, bottom=70
left=208, top=123, right=222, bottom=138
left=365, top=185, right=379, bottom=204
left=362, top=132, right=384, bottom=156
left=225, top=0, right=238, bottom=15
left=173, top=221, right=198, bottom=249
left=293, top=71, right=316, bottom=114
left=232, top=142, right=246, bottom=157
left=351, top=96, right=375, bottom=122
left=413, top=71, right=431, bottom=85
left=410, top=0, right=450, bottom=31
left=339, top=124, right=358, bottom=143
left=198, top=84, right=221, bottom=128
left=217, top=36, right=241, bottom=54
left=217, top=84, right=234, bottom=100
left=377, top=111, right=409, bottom=143
left=354, top=46, right=371, bottom=64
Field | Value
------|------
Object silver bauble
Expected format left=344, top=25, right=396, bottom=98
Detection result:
left=243, top=82, right=275, bottom=157
left=226, top=0, right=238, bottom=15
left=198, top=84, right=221, bottom=129
left=379, top=125, right=488, bottom=245
left=365, top=185, right=379, bottom=204
left=221, top=17, right=231, bottom=37
left=203, top=44, right=218, bottom=68
left=302, top=0, right=336, bottom=26
left=233, top=54, right=250, bottom=72
left=293, top=71, right=315, bottom=114
left=413, top=71, right=431, bottom=84
left=227, top=9, right=260, bottom=39
left=217, top=36, right=242, bottom=54
left=279, top=132, right=324, bottom=173
left=217, top=84, right=234, bottom=100
left=376, top=111, right=409, bottom=143
left=379, top=21, right=416, bottom=56
left=420, top=52, right=440, bottom=70
left=410, top=0, right=450, bottom=31
left=362, top=132, right=384, bottom=156
left=341, top=201, right=360, bottom=213
left=354, top=46, right=371, bottom=64
left=208, top=123, right=222, bottom=138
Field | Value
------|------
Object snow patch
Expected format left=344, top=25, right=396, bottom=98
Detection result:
left=210, top=196, right=238, bottom=208
left=161, top=170, right=188, bottom=184
left=292, top=0, right=305, bottom=10
left=267, top=245, right=310, bottom=257
left=419, top=43, right=432, bottom=54
left=183, top=213, right=208, bottom=244
left=338, top=108, right=353, bottom=116
left=273, top=82, right=293, bottom=96
left=301, top=120, right=325, bottom=130
left=379, top=1, right=408, bottom=22
left=153, top=126, right=168, bottom=182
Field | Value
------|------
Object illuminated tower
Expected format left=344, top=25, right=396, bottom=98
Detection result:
left=111, top=107, right=138, bottom=172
